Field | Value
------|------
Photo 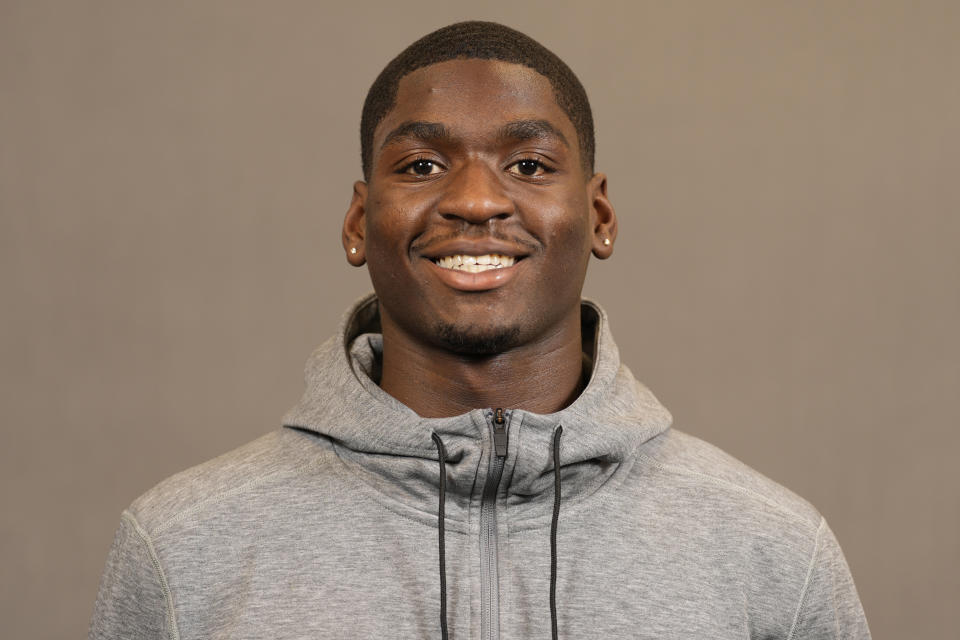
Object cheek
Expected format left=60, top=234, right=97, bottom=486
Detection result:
left=365, top=199, right=416, bottom=254
left=363, top=199, right=437, bottom=296
left=531, top=203, right=593, bottom=285
left=537, top=199, right=593, bottom=253
left=366, top=187, right=434, bottom=243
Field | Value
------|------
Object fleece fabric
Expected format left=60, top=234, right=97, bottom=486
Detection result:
left=89, top=294, right=871, bottom=639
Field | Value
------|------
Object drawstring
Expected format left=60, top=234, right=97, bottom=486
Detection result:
left=432, top=426, right=564, bottom=639
left=431, top=433, right=449, bottom=640
left=550, top=425, right=563, bottom=640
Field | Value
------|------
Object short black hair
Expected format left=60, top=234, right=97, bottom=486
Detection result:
left=360, top=21, right=595, bottom=180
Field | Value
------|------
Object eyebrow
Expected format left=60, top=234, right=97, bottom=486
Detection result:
left=380, top=121, right=452, bottom=151
left=497, top=119, right=569, bottom=148
left=379, top=118, right=569, bottom=151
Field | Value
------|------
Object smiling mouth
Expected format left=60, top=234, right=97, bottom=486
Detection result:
left=432, top=253, right=517, bottom=273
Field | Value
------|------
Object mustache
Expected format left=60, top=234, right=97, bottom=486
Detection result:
left=410, top=230, right=541, bottom=254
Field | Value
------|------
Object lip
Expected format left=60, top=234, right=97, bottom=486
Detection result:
left=423, top=256, right=523, bottom=292
left=417, top=238, right=532, bottom=292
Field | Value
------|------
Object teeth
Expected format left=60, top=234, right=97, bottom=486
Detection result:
left=433, top=254, right=516, bottom=272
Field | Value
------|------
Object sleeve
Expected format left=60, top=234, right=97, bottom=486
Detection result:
left=88, top=511, right=178, bottom=640
left=788, top=518, right=871, bottom=640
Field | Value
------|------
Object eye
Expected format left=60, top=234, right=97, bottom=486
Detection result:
left=507, top=158, right=550, bottom=177
left=402, top=158, right=444, bottom=176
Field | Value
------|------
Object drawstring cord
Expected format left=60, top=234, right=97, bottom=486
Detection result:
left=432, top=426, right=564, bottom=639
left=550, top=425, right=563, bottom=640
left=431, top=433, right=449, bottom=640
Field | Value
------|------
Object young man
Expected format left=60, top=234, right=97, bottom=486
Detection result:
left=90, top=21, right=870, bottom=639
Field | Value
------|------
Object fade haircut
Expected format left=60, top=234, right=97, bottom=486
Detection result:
left=360, top=21, right=595, bottom=180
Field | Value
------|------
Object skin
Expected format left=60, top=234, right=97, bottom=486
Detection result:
left=342, top=59, right=617, bottom=418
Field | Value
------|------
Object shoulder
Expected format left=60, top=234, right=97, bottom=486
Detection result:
left=126, top=427, right=332, bottom=536
left=638, top=428, right=823, bottom=536
left=625, top=430, right=870, bottom=636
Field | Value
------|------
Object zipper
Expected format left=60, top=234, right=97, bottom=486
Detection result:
left=492, top=407, right=508, bottom=457
left=480, top=407, right=509, bottom=640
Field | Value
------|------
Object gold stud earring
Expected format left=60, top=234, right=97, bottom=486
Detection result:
left=350, top=247, right=358, bottom=254
left=602, top=238, right=611, bottom=246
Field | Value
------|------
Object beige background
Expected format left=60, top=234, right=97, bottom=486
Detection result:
left=2, top=1, right=958, bottom=637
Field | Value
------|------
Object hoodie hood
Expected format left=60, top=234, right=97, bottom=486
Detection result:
left=282, top=293, right=672, bottom=527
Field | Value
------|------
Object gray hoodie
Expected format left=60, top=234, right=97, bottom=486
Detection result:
left=89, top=294, right=870, bottom=639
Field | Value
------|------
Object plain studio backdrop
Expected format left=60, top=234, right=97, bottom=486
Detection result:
left=1, top=1, right=957, bottom=637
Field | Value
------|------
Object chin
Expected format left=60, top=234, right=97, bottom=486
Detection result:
left=433, top=320, right=523, bottom=356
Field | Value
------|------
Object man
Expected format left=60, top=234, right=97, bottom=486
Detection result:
left=90, top=21, right=870, bottom=639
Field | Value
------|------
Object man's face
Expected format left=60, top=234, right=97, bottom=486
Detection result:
left=344, top=59, right=615, bottom=355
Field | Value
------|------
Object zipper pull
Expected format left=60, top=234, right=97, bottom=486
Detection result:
left=493, top=408, right=508, bottom=458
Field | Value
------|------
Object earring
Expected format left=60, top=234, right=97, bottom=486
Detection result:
left=350, top=247, right=358, bottom=254
left=602, top=238, right=611, bottom=246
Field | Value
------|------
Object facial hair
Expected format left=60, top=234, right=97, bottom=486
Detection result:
left=433, top=320, right=523, bottom=356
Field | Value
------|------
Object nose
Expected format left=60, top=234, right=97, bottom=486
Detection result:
left=436, top=160, right=514, bottom=224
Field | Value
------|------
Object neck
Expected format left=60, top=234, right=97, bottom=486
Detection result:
left=378, top=311, right=584, bottom=419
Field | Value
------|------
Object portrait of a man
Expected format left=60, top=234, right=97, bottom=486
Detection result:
left=2, top=4, right=957, bottom=639
left=87, top=21, right=869, bottom=639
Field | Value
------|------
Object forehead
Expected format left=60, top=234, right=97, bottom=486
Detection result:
left=375, top=59, right=573, bottom=147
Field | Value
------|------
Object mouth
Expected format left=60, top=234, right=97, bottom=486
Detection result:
left=424, top=252, right=525, bottom=292
left=432, top=253, right=517, bottom=273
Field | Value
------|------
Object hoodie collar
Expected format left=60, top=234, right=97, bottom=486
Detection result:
left=283, top=293, right=672, bottom=470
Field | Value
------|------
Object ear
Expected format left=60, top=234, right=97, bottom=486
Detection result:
left=588, top=173, right=617, bottom=259
left=342, top=181, right=368, bottom=266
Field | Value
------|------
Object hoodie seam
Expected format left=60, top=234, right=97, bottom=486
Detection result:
left=152, top=461, right=316, bottom=535
left=786, top=517, right=826, bottom=640
left=286, top=421, right=446, bottom=457
left=122, top=511, right=181, bottom=640
left=637, top=455, right=816, bottom=530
